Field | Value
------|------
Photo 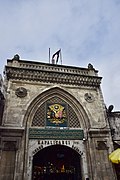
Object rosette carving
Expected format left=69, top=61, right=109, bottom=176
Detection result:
left=15, top=87, right=27, bottom=98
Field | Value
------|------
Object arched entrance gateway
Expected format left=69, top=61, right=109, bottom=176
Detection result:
left=25, top=87, right=89, bottom=180
left=32, top=145, right=81, bottom=180
left=1, top=59, right=117, bottom=180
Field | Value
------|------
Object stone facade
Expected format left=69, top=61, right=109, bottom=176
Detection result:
left=0, top=57, right=117, bottom=180
left=0, top=74, right=5, bottom=125
left=107, top=110, right=120, bottom=179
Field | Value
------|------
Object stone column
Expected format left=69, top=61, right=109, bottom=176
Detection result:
left=0, top=141, right=16, bottom=180
left=88, top=129, right=117, bottom=180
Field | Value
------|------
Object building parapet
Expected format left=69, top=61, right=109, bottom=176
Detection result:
left=5, top=59, right=102, bottom=87
left=7, top=58, right=99, bottom=76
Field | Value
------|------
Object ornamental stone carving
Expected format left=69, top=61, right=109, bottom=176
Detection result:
left=5, top=60, right=102, bottom=88
left=84, top=93, right=95, bottom=103
left=15, top=87, right=27, bottom=98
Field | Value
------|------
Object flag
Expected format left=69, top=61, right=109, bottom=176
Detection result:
left=52, top=49, right=61, bottom=64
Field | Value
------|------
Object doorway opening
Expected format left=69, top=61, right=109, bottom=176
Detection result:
left=32, top=145, right=82, bottom=180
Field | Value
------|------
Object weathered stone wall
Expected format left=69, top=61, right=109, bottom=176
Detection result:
left=108, top=112, right=120, bottom=141
left=3, top=82, right=106, bottom=129
left=0, top=74, right=5, bottom=125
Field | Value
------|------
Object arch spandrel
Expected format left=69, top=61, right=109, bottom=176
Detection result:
left=23, top=87, right=90, bottom=130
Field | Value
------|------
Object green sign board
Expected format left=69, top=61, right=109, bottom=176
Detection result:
left=29, top=128, right=84, bottom=140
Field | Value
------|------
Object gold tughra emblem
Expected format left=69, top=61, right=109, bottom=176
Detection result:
left=47, top=104, right=67, bottom=125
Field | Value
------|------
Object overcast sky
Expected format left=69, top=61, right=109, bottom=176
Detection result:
left=0, top=0, right=120, bottom=111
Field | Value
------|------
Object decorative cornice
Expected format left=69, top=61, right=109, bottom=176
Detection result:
left=7, top=59, right=98, bottom=74
left=5, top=60, right=102, bottom=87
left=89, top=128, right=110, bottom=138
left=0, top=126, right=24, bottom=136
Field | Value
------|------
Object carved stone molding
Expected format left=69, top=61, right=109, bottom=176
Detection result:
left=5, top=66, right=102, bottom=87
left=89, top=128, right=110, bottom=138
left=7, top=59, right=98, bottom=75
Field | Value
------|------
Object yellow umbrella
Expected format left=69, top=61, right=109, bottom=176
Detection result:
left=109, top=148, right=120, bottom=164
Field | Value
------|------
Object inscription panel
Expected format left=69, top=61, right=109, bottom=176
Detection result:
left=29, top=128, right=84, bottom=140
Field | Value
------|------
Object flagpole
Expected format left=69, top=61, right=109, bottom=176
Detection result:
left=49, top=48, right=50, bottom=63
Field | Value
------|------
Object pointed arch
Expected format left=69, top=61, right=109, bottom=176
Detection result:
left=23, top=87, right=90, bottom=130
